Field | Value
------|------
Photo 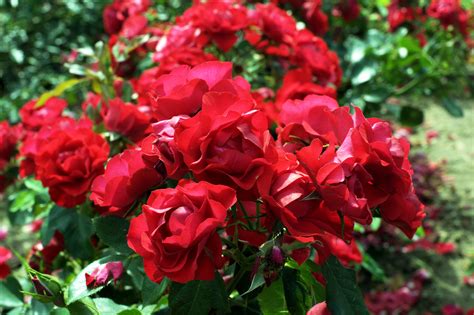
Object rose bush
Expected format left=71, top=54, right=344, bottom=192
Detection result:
left=0, top=0, right=471, bottom=314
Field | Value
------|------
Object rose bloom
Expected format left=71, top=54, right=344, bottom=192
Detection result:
left=275, top=68, right=337, bottom=111
left=102, top=98, right=152, bottom=142
left=174, top=90, right=278, bottom=196
left=258, top=149, right=354, bottom=242
left=103, top=0, right=151, bottom=35
left=127, top=180, right=237, bottom=283
left=147, top=61, right=251, bottom=120
left=90, top=148, right=165, bottom=216
left=34, top=119, right=109, bottom=208
left=303, top=0, right=329, bottom=36
left=0, top=121, right=19, bottom=171
left=177, top=1, right=248, bottom=52
left=19, top=97, right=67, bottom=131
left=0, top=246, right=12, bottom=279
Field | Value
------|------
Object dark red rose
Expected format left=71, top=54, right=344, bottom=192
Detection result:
left=336, top=108, right=425, bottom=237
left=127, top=180, right=237, bottom=283
left=333, top=0, right=361, bottom=22
left=102, top=98, right=152, bottom=142
left=0, top=121, right=19, bottom=171
left=19, top=97, right=67, bottom=131
left=28, top=231, right=64, bottom=273
left=428, top=0, right=469, bottom=37
left=90, top=148, right=165, bottom=216
left=0, top=246, right=12, bottom=279
left=303, top=0, right=329, bottom=36
left=85, top=261, right=123, bottom=288
left=174, top=91, right=278, bottom=196
left=34, top=119, right=109, bottom=208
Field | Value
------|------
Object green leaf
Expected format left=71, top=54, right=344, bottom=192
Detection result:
left=93, top=216, right=132, bottom=254
left=441, top=98, right=464, bottom=117
left=142, top=277, right=169, bottom=306
left=9, top=191, right=35, bottom=213
left=66, top=255, right=125, bottom=305
left=399, top=106, right=424, bottom=127
left=360, top=252, right=385, bottom=282
left=241, top=264, right=265, bottom=296
left=351, top=61, right=378, bottom=86
left=41, top=206, right=94, bottom=259
left=0, top=277, right=24, bottom=308
left=321, top=256, right=369, bottom=315
left=169, top=272, right=230, bottom=315
left=282, top=267, right=313, bottom=315
left=257, top=278, right=287, bottom=315
left=93, top=298, right=127, bottom=314
left=35, top=78, right=87, bottom=108
left=67, top=298, right=99, bottom=315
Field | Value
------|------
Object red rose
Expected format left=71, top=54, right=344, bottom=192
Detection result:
left=336, top=108, right=425, bottom=237
left=313, top=233, right=362, bottom=266
left=0, top=246, right=12, bottom=279
left=278, top=95, right=352, bottom=152
left=90, top=148, right=165, bottom=216
left=154, top=47, right=217, bottom=77
left=0, top=121, right=19, bottom=171
left=127, top=180, right=237, bottom=283
left=140, top=115, right=188, bottom=179
left=387, top=0, right=421, bottom=31
left=147, top=61, right=243, bottom=120
left=103, top=0, right=151, bottom=35
left=303, top=0, right=329, bottom=36
left=102, top=98, right=152, bottom=142
left=175, top=91, right=277, bottom=196
left=19, top=97, right=67, bottom=131
left=275, top=68, right=337, bottom=111
left=333, top=0, right=361, bottom=22
left=85, top=261, right=123, bottom=288
left=428, top=0, right=469, bottom=36
left=178, top=2, right=248, bottom=52
left=34, top=119, right=109, bottom=208
left=307, top=302, right=330, bottom=315
left=258, top=148, right=354, bottom=241
left=19, top=117, right=78, bottom=177
left=292, top=30, right=342, bottom=87
left=28, top=231, right=64, bottom=273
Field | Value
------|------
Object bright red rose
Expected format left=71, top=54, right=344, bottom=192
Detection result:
left=174, top=91, right=278, bottom=196
left=0, top=246, right=12, bottom=279
left=292, top=30, right=342, bottom=87
left=102, top=98, right=151, bottom=142
left=258, top=149, right=354, bottom=241
left=154, top=24, right=205, bottom=62
left=19, top=117, right=78, bottom=177
left=19, top=97, right=67, bottom=131
left=178, top=1, right=248, bottom=52
left=154, top=47, right=217, bottom=76
left=278, top=95, right=351, bottom=152
left=34, top=119, right=109, bottom=208
left=127, top=180, right=237, bottom=283
left=147, top=61, right=251, bottom=120
left=275, top=68, right=337, bottom=111
left=387, top=0, right=422, bottom=31
left=103, top=0, right=151, bottom=35
left=0, top=121, right=19, bottom=171
left=313, top=233, right=362, bottom=266
left=140, top=115, right=188, bottom=179
left=90, top=148, right=165, bottom=216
